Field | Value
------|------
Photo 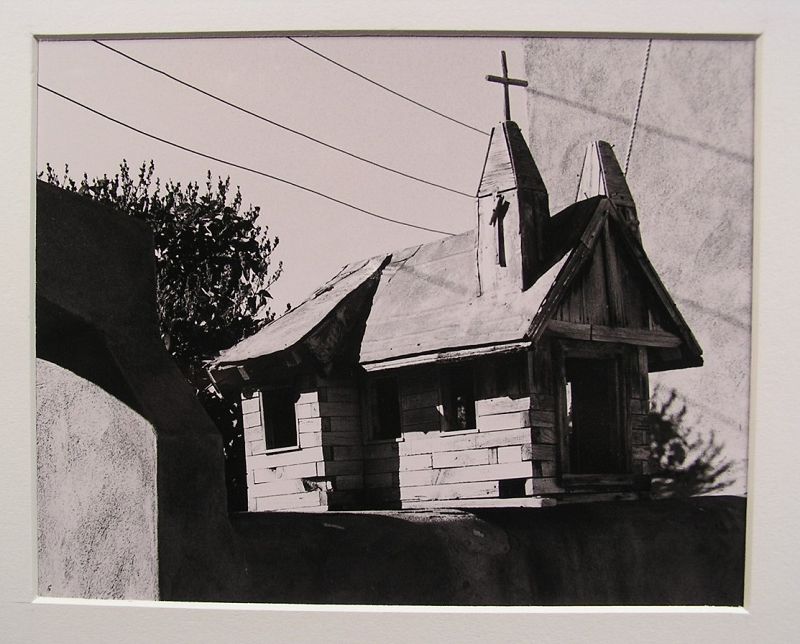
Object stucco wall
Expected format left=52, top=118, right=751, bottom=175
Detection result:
left=37, top=359, right=158, bottom=599
left=525, top=38, right=754, bottom=493
left=36, top=181, right=243, bottom=600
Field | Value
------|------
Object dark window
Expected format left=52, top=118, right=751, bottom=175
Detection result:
left=443, top=364, right=477, bottom=431
left=564, top=357, right=625, bottom=474
left=494, top=353, right=529, bottom=397
left=370, top=377, right=401, bottom=440
left=499, top=478, right=527, bottom=498
left=262, top=388, right=299, bottom=450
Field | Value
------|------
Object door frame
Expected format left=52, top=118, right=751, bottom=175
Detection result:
left=553, top=339, right=633, bottom=485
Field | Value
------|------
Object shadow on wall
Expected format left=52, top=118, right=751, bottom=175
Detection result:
left=648, top=387, right=736, bottom=498
left=37, top=298, right=139, bottom=416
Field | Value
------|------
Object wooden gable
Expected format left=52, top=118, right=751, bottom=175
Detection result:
left=553, top=216, right=654, bottom=330
left=529, top=200, right=702, bottom=372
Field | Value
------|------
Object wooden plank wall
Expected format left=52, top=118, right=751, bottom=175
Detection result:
left=363, top=356, right=536, bottom=508
left=554, top=221, right=648, bottom=329
left=315, top=377, right=364, bottom=509
left=629, top=347, right=652, bottom=475
left=528, top=338, right=563, bottom=495
left=242, top=389, right=328, bottom=512
left=242, top=378, right=366, bottom=512
left=241, top=348, right=652, bottom=511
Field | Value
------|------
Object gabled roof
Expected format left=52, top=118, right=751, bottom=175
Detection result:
left=527, top=199, right=704, bottom=371
left=214, top=254, right=389, bottom=366
left=210, top=130, right=702, bottom=385
left=358, top=197, right=599, bottom=368
left=210, top=196, right=601, bottom=376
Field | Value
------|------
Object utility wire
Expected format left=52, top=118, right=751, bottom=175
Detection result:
left=287, top=36, right=491, bottom=137
left=38, top=84, right=456, bottom=237
left=94, top=39, right=473, bottom=199
left=624, top=39, right=652, bottom=175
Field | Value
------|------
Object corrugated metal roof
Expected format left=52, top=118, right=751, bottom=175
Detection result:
left=214, top=254, right=389, bottom=365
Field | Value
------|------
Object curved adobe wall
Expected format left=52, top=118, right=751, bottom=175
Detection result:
left=37, top=359, right=158, bottom=599
left=36, top=181, right=242, bottom=600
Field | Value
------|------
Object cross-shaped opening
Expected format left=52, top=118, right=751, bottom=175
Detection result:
left=490, top=193, right=510, bottom=267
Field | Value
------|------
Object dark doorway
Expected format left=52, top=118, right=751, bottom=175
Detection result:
left=564, top=357, right=625, bottom=474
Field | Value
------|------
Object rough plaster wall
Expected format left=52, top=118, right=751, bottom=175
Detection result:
left=37, top=181, right=243, bottom=600
left=525, top=38, right=753, bottom=493
left=37, top=359, right=158, bottom=599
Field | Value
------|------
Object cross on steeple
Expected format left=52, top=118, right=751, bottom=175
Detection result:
left=486, top=50, right=529, bottom=122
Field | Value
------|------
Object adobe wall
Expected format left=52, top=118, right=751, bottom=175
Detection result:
left=36, top=181, right=242, bottom=600
left=229, top=496, right=745, bottom=606
left=37, top=359, right=158, bottom=599
left=525, top=39, right=754, bottom=492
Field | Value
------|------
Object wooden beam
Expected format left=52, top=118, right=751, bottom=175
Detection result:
left=361, top=341, right=531, bottom=372
left=402, top=497, right=555, bottom=509
left=546, top=319, right=681, bottom=348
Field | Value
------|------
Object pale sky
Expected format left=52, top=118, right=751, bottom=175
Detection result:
left=37, top=36, right=530, bottom=312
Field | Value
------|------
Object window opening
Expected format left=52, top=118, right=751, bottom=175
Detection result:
left=443, top=364, right=477, bottom=431
left=262, top=387, right=299, bottom=450
left=370, top=377, right=401, bottom=440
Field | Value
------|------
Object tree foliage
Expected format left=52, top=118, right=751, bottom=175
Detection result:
left=42, top=160, right=282, bottom=510
left=42, top=160, right=282, bottom=380
left=648, top=388, right=735, bottom=498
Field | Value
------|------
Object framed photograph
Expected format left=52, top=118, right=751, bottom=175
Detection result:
left=3, top=1, right=798, bottom=642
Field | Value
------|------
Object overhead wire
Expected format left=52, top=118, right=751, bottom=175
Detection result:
left=94, top=39, right=473, bottom=199
left=287, top=36, right=491, bottom=137
left=38, top=83, right=457, bottom=237
left=624, top=39, right=653, bottom=175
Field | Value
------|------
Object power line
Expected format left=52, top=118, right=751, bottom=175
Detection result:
left=624, top=39, right=652, bottom=175
left=94, top=39, right=473, bottom=199
left=38, top=84, right=457, bottom=237
left=287, top=36, right=490, bottom=137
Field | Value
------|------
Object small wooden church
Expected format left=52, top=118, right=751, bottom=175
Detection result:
left=209, top=60, right=702, bottom=512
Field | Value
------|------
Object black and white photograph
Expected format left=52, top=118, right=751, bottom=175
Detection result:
left=33, top=33, right=754, bottom=607
left=5, top=0, right=800, bottom=641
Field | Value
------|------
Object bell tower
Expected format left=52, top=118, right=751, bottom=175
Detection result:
left=476, top=52, right=550, bottom=295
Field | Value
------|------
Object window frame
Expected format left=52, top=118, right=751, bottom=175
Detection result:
left=259, top=385, right=300, bottom=453
left=554, top=340, right=632, bottom=480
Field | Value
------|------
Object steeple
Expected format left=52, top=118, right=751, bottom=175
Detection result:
left=576, top=140, right=641, bottom=241
left=477, top=52, right=550, bottom=294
